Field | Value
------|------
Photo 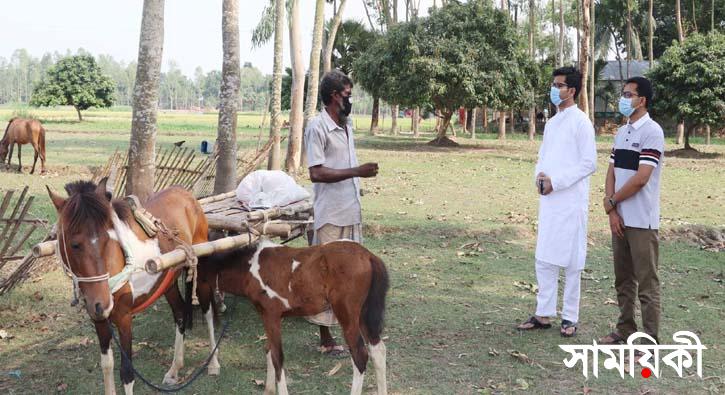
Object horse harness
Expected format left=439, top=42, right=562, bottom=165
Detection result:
left=56, top=195, right=200, bottom=310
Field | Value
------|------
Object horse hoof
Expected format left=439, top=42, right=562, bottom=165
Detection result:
left=162, top=374, right=178, bottom=385
left=207, top=365, right=220, bottom=376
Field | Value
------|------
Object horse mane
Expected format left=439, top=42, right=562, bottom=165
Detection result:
left=62, top=180, right=131, bottom=234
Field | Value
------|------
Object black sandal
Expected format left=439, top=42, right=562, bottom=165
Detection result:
left=560, top=320, right=578, bottom=337
left=517, top=316, right=552, bottom=330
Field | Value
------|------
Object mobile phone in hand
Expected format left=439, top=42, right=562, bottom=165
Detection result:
left=538, top=179, right=544, bottom=195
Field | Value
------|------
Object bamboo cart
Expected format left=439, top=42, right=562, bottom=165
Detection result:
left=31, top=192, right=314, bottom=275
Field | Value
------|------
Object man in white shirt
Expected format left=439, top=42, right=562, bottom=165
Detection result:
left=517, top=67, right=597, bottom=337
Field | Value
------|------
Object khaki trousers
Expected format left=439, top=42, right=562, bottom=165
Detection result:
left=612, top=227, right=661, bottom=342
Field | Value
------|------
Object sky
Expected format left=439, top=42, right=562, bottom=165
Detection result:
left=0, top=0, right=436, bottom=76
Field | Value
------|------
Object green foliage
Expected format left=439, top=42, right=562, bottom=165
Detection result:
left=355, top=0, right=535, bottom=120
left=649, top=32, right=725, bottom=129
left=30, top=55, right=115, bottom=118
left=332, top=20, right=380, bottom=75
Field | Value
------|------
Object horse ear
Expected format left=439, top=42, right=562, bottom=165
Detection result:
left=46, top=185, right=66, bottom=211
left=96, top=177, right=112, bottom=201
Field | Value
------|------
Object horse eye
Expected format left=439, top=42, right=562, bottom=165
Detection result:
left=70, top=243, right=81, bottom=250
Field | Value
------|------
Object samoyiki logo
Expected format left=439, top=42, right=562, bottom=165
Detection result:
left=632, top=143, right=640, bottom=148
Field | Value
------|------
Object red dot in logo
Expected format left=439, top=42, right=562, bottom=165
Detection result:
left=641, top=368, right=652, bottom=378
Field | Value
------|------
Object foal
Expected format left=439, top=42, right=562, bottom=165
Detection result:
left=194, top=238, right=389, bottom=395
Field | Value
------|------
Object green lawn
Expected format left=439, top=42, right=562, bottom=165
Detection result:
left=0, top=107, right=723, bottom=394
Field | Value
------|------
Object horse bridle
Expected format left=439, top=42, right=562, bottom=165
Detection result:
left=57, top=224, right=110, bottom=306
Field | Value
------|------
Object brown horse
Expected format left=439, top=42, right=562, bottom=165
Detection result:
left=1, top=117, right=46, bottom=174
left=193, top=238, right=389, bottom=395
left=47, top=178, right=218, bottom=395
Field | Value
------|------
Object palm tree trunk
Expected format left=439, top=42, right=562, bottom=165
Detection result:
left=579, top=0, right=590, bottom=116
left=675, top=0, right=685, bottom=145
left=214, top=0, right=240, bottom=194
left=528, top=0, right=537, bottom=140
left=285, top=0, right=305, bottom=174
left=589, top=0, right=595, bottom=120
left=675, top=0, right=684, bottom=43
left=559, top=0, right=564, bottom=67
left=322, top=0, right=348, bottom=73
left=127, top=0, right=164, bottom=201
left=301, top=0, right=326, bottom=169
left=626, top=0, right=632, bottom=78
left=648, top=0, right=654, bottom=67
left=267, top=0, right=285, bottom=170
left=483, top=106, right=488, bottom=131
left=413, top=107, right=420, bottom=137
left=471, top=107, right=477, bottom=140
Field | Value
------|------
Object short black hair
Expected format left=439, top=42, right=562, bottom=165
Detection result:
left=552, top=66, right=582, bottom=99
left=624, top=76, right=653, bottom=108
left=319, top=70, right=353, bottom=106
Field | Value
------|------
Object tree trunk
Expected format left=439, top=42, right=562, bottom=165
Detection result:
left=75, top=106, right=83, bottom=121
left=626, top=0, right=632, bottom=77
left=214, top=0, right=240, bottom=194
left=590, top=0, right=595, bottom=119
left=465, top=108, right=473, bottom=132
left=285, top=0, right=305, bottom=173
left=529, top=0, right=537, bottom=140
left=370, top=96, right=380, bottom=135
left=579, top=0, right=590, bottom=116
left=390, top=104, right=398, bottom=135
left=127, top=0, right=164, bottom=201
left=322, top=0, right=348, bottom=73
left=301, top=0, right=326, bottom=169
left=436, top=110, right=452, bottom=138
left=676, top=121, right=685, bottom=144
left=483, top=106, right=488, bottom=130
left=267, top=0, right=284, bottom=170
left=498, top=111, right=506, bottom=140
left=471, top=107, right=477, bottom=139
left=648, top=0, right=654, bottom=67
left=705, top=125, right=711, bottom=145
left=413, top=107, right=420, bottom=138
left=684, top=124, right=694, bottom=150
left=675, top=0, right=684, bottom=43
left=558, top=0, right=565, bottom=67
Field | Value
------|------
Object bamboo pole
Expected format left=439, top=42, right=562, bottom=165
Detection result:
left=146, top=233, right=260, bottom=273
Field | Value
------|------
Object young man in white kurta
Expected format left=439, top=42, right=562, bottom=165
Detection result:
left=519, top=67, right=597, bottom=335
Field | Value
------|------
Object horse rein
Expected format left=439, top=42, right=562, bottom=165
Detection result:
left=56, top=224, right=111, bottom=306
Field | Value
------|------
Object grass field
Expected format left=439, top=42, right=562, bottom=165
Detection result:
left=0, top=106, right=723, bottom=394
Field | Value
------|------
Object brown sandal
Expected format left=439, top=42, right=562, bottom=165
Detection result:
left=517, top=316, right=552, bottom=330
left=598, top=331, right=626, bottom=344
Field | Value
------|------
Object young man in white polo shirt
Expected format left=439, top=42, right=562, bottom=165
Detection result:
left=599, top=76, right=664, bottom=345
left=305, top=70, right=379, bottom=355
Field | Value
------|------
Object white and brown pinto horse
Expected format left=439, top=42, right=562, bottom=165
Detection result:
left=194, top=238, right=389, bottom=395
left=47, top=179, right=218, bottom=394
left=1, top=117, right=46, bottom=174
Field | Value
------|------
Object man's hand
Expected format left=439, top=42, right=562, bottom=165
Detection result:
left=536, top=172, right=553, bottom=195
left=609, top=210, right=625, bottom=238
left=356, top=162, right=379, bottom=178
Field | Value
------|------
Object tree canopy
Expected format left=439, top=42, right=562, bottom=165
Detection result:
left=649, top=31, right=725, bottom=149
left=30, top=54, right=115, bottom=120
left=355, top=0, right=536, bottom=143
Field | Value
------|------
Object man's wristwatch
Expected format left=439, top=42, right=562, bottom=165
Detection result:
left=607, top=197, right=617, bottom=212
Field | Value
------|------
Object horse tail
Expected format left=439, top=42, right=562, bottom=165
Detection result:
left=362, top=252, right=389, bottom=343
left=183, top=255, right=221, bottom=332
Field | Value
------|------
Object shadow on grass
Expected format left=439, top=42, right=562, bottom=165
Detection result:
left=357, top=135, right=526, bottom=154
left=666, top=148, right=723, bottom=159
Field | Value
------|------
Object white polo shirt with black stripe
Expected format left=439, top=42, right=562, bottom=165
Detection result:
left=609, top=113, right=665, bottom=230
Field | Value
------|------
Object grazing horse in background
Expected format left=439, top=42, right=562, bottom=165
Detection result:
left=192, top=239, right=389, bottom=395
left=47, top=178, right=218, bottom=395
left=1, top=117, right=47, bottom=174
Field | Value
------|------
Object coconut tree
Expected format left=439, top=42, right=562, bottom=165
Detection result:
left=285, top=0, right=305, bottom=173
left=214, top=0, right=241, bottom=194
left=127, top=0, right=164, bottom=201
left=268, top=0, right=284, bottom=170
